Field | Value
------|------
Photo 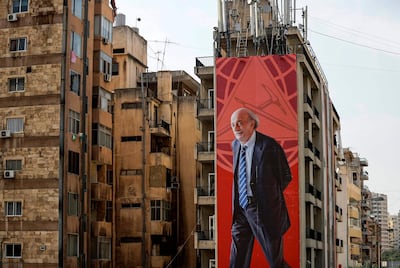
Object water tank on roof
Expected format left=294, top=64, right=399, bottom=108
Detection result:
left=115, top=13, right=126, bottom=26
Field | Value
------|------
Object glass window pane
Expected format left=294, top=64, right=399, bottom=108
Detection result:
left=18, top=38, right=26, bottom=51
left=14, top=244, right=22, bottom=257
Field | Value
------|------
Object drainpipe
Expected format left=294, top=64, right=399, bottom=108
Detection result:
left=141, top=72, right=147, bottom=267
left=79, top=0, right=90, bottom=266
left=59, top=0, right=68, bottom=267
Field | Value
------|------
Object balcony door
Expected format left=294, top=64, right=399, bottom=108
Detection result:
left=209, top=214, right=215, bottom=241
left=208, top=89, right=214, bottom=109
left=208, top=173, right=215, bottom=196
left=208, top=131, right=214, bottom=151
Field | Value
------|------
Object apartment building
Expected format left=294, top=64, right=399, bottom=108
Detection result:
left=340, top=149, right=369, bottom=267
left=112, top=16, right=200, bottom=267
left=192, top=0, right=344, bottom=267
left=388, top=213, right=399, bottom=250
left=193, top=56, right=215, bottom=268
left=371, top=192, right=390, bottom=252
left=0, top=0, right=115, bottom=266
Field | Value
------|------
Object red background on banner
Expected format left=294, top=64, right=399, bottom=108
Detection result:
left=216, top=55, right=300, bottom=267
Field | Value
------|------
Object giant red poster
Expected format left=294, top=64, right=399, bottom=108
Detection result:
left=216, top=55, right=299, bottom=267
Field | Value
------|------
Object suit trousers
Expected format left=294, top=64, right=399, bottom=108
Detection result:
left=230, top=203, right=290, bottom=268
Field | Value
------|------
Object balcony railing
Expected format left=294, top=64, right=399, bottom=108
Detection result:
left=197, top=186, right=215, bottom=197
left=306, top=183, right=322, bottom=201
left=306, top=228, right=322, bottom=241
left=197, top=98, right=214, bottom=110
left=149, top=120, right=170, bottom=132
left=197, top=230, right=214, bottom=241
left=196, top=142, right=214, bottom=152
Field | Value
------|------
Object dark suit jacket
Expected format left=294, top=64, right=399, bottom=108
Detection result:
left=232, top=131, right=292, bottom=238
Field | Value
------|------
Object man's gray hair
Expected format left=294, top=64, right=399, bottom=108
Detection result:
left=231, top=107, right=259, bottom=129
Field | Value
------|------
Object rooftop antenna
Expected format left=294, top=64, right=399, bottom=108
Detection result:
left=148, top=38, right=178, bottom=71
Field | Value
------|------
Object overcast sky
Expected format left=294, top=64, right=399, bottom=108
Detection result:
left=115, top=0, right=400, bottom=215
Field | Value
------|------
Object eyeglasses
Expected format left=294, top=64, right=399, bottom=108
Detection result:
left=231, top=119, right=251, bottom=128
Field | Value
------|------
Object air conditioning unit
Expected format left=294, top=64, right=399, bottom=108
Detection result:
left=102, top=37, right=110, bottom=44
left=0, top=130, right=11, bottom=138
left=4, top=170, right=15, bottom=179
left=103, top=74, right=111, bottom=82
left=7, top=13, right=18, bottom=22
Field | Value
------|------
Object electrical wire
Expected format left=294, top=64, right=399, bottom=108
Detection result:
left=309, top=29, right=400, bottom=56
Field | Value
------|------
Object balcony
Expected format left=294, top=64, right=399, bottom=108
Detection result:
left=150, top=221, right=172, bottom=236
left=194, top=230, right=215, bottom=250
left=335, top=205, right=343, bottom=222
left=335, top=172, right=342, bottom=191
left=91, top=221, right=112, bottom=237
left=194, top=56, right=214, bottom=79
left=312, top=107, right=320, bottom=129
left=91, top=182, right=112, bottom=201
left=349, top=206, right=360, bottom=219
left=149, top=120, right=170, bottom=137
left=151, top=256, right=172, bottom=268
left=304, top=138, right=314, bottom=161
left=360, top=158, right=368, bottom=166
left=195, top=142, right=214, bottom=163
left=194, top=186, right=215, bottom=205
left=349, top=183, right=361, bottom=201
left=303, top=95, right=313, bottom=118
left=349, top=225, right=362, bottom=239
left=149, top=152, right=171, bottom=168
left=360, top=171, right=369, bottom=180
left=197, top=98, right=214, bottom=121
left=305, top=228, right=323, bottom=249
left=92, top=145, right=112, bottom=165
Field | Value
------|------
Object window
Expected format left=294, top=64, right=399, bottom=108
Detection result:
left=150, top=200, right=171, bottom=221
left=100, top=52, right=112, bottom=75
left=209, top=259, right=216, bottom=268
left=68, top=192, right=79, bottom=216
left=121, top=136, right=142, bottom=142
left=5, top=159, right=22, bottom=170
left=69, top=110, right=80, bottom=134
left=112, top=62, right=119, bottom=76
left=12, top=0, right=28, bottom=13
left=121, top=102, right=142, bottom=109
left=5, top=243, right=22, bottom=258
left=8, top=77, right=25, bottom=92
left=94, top=15, right=113, bottom=40
left=93, top=237, right=111, bottom=260
left=68, top=151, right=80, bottom=175
left=6, top=118, right=24, bottom=133
left=71, top=32, right=82, bottom=58
left=92, top=124, right=112, bottom=149
left=5, top=201, right=22, bottom=216
left=151, top=200, right=161, bottom=221
left=72, top=0, right=82, bottom=19
left=352, top=172, right=358, bottom=182
left=121, top=203, right=141, bottom=208
left=93, top=87, right=111, bottom=112
left=10, top=38, right=27, bottom=52
left=70, top=71, right=81, bottom=95
left=67, top=234, right=79, bottom=257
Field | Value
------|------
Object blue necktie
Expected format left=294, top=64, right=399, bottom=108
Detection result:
left=238, top=145, right=248, bottom=208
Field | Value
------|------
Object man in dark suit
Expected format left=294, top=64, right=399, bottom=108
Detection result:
left=229, top=107, right=292, bottom=268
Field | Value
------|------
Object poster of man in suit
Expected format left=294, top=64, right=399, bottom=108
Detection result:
left=216, top=55, right=299, bottom=267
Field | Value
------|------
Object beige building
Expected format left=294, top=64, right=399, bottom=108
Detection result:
left=340, top=149, right=369, bottom=267
left=112, top=15, right=200, bottom=267
left=371, top=192, right=390, bottom=252
left=0, top=0, right=115, bottom=266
